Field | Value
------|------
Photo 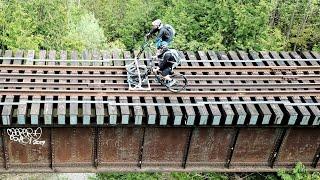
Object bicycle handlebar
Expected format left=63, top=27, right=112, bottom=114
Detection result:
left=136, top=38, right=155, bottom=59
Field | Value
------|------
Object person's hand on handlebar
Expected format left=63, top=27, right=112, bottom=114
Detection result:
left=145, top=33, right=151, bottom=40
left=152, top=66, right=160, bottom=73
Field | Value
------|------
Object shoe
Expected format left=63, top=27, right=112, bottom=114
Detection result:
left=166, top=79, right=176, bottom=87
left=155, top=76, right=160, bottom=83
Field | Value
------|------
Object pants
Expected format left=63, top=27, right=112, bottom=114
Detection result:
left=156, top=38, right=172, bottom=49
left=161, top=67, right=173, bottom=76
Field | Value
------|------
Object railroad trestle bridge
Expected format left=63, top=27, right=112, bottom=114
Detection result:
left=0, top=49, right=319, bottom=172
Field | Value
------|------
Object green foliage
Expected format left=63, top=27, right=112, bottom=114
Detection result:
left=105, top=39, right=126, bottom=50
left=160, top=0, right=288, bottom=51
left=92, top=172, right=229, bottom=180
left=170, top=172, right=228, bottom=180
left=162, top=0, right=226, bottom=50
left=92, top=164, right=320, bottom=180
left=0, top=0, right=106, bottom=51
left=0, top=0, right=43, bottom=50
left=274, top=0, right=320, bottom=51
left=64, top=12, right=106, bottom=50
left=258, top=28, right=287, bottom=51
left=0, top=0, right=319, bottom=51
left=91, top=172, right=162, bottom=180
left=231, top=1, right=274, bottom=50
left=29, top=0, right=69, bottom=50
left=82, top=0, right=162, bottom=50
left=277, top=162, right=320, bottom=180
left=313, top=44, right=320, bottom=51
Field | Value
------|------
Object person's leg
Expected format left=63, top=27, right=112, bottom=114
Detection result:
left=156, top=40, right=162, bottom=49
left=161, top=68, right=172, bottom=81
left=162, top=68, right=176, bottom=86
left=163, top=75, right=172, bottom=81
left=155, top=39, right=162, bottom=56
left=166, top=38, right=172, bottom=47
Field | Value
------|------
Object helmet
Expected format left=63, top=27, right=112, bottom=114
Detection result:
left=156, top=41, right=168, bottom=50
left=152, top=19, right=161, bottom=27
left=159, top=43, right=169, bottom=56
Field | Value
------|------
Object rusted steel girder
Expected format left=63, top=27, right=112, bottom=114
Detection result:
left=0, top=127, right=318, bottom=172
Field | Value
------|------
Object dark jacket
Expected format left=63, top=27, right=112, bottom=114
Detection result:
left=148, top=26, right=172, bottom=42
left=158, top=50, right=175, bottom=71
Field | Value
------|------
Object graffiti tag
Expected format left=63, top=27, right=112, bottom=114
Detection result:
left=6, top=127, right=45, bottom=146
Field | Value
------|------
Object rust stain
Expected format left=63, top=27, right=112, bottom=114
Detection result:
left=53, top=128, right=94, bottom=166
left=231, top=128, right=277, bottom=166
left=142, top=128, right=189, bottom=168
left=0, top=131, right=5, bottom=169
left=0, top=127, right=317, bottom=171
left=276, top=128, right=320, bottom=167
left=5, top=128, right=50, bottom=167
left=99, top=127, right=143, bottom=167
left=187, top=128, right=234, bottom=167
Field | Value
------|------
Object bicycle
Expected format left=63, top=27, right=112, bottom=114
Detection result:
left=126, top=38, right=188, bottom=93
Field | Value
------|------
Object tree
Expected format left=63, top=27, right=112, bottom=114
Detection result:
left=63, top=12, right=106, bottom=50
left=0, top=0, right=43, bottom=50
left=277, top=162, right=320, bottom=180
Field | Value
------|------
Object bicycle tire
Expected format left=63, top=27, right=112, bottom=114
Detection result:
left=167, top=74, right=188, bottom=93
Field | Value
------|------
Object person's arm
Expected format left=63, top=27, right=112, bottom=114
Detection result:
left=146, top=28, right=158, bottom=38
left=156, top=28, right=165, bottom=41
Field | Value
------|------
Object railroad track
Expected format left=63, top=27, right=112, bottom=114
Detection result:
left=0, top=50, right=319, bottom=173
left=1, top=81, right=320, bottom=89
left=0, top=64, right=319, bottom=72
left=1, top=73, right=319, bottom=81
left=0, top=50, right=319, bottom=126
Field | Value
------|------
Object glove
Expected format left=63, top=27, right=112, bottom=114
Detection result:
left=152, top=66, right=160, bottom=73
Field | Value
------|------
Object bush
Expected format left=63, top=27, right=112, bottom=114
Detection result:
left=277, top=162, right=320, bottom=180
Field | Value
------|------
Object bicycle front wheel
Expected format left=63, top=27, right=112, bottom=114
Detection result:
left=168, top=74, right=188, bottom=93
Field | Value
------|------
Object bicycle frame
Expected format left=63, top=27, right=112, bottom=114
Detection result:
left=126, top=39, right=155, bottom=90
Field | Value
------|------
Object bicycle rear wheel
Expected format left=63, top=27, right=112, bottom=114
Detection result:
left=167, top=74, right=188, bottom=93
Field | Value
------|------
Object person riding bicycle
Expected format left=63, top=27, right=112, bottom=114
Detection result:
left=152, top=44, right=178, bottom=87
left=145, top=19, right=175, bottom=50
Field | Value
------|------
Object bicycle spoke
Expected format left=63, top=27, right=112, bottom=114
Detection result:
left=168, top=74, right=187, bottom=93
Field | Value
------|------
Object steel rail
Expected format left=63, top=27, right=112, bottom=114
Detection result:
left=0, top=89, right=319, bottom=97
left=14, top=58, right=267, bottom=63
left=1, top=57, right=320, bottom=62
left=1, top=82, right=320, bottom=90
left=2, top=100, right=320, bottom=106
left=1, top=73, right=319, bottom=81
left=257, top=58, right=320, bottom=62
left=0, top=64, right=319, bottom=72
